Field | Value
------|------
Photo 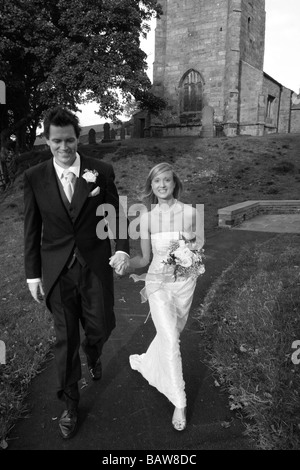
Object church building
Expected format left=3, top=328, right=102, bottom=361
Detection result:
left=133, top=0, right=299, bottom=138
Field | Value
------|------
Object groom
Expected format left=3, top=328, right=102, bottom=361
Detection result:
left=24, top=106, right=129, bottom=439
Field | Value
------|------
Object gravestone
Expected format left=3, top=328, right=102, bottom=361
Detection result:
left=120, top=126, right=126, bottom=140
left=200, top=105, right=214, bottom=138
left=102, top=122, right=112, bottom=142
left=110, top=128, right=116, bottom=140
left=88, top=128, right=96, bottom=144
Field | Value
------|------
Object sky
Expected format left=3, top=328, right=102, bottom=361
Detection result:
left=78, top=0, right=300, bottom=126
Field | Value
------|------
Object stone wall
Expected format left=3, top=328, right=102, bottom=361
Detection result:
left=161, top=124, right=201, bottom=138
left=278, top=87, right=293, bottom=133
left=153, top=0, right=229, bottom=120
left=262, top=75, right=281, bottom=133
left=290, top=107, right=300, bottom=134
left=218, top=200, right=300, bottom=228
left=240, top=0, right=265, bottom=69
left=223, top=1, right=242, bottom=134
left=152, top=0, right=268, bottom=137
left=260, top=75, right=294, bottom=135
left=239, top=61, right=264, bottom=135
left=148, top=0, right=296, bottom=139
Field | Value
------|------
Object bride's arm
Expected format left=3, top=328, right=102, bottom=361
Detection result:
left=128, top=212, right=151, bottom=269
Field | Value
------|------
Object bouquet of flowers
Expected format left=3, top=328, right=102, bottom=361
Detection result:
left=162, top=234, right=205, bottom=281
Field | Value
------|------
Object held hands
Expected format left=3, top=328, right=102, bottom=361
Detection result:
left=28, top=281, right=45, bottom=303
left=109, top=252, right=130, bottom=276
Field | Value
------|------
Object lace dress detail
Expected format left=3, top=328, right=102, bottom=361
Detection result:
left=129, top=231, right=197, bottom=408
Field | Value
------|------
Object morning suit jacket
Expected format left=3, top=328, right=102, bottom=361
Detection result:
left=24, top=153, right=129, bottom=330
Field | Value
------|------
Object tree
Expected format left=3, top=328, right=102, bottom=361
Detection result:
left=0, top=0, right=165, bottom=153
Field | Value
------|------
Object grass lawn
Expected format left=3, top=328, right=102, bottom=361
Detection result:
left=197, top=234, right=300, bottom=449
left=0, top=132, right=300, bottom=449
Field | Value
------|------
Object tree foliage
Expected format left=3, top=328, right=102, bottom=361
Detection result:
left=0, top=0, right=165, bottom=151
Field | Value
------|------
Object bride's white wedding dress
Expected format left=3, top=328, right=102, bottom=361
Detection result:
left=130, top=231, right=197, bottom=408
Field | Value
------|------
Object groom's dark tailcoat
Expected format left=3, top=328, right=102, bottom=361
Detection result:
left=24, top=153, right=129, bottom=396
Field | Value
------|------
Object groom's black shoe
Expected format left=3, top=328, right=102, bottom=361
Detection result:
left=88, top=357, right=102, bottom=381
left=58, top=385, right=79, bottom=439
left=59, top=406, right=78, bottom=439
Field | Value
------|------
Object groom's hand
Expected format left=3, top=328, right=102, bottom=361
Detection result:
left=28, top=281, right=45, bottom=303
left=115, top=259, right=129, bottom=276
left=109, top=252, right=129, bottom=276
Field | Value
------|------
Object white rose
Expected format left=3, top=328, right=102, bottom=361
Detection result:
left=198, top=265, right=205, bottom=275
left=82, top=170, right=97, bottom=183
left=179, top=256, right=193, bottom=268
left=173, top=246, right=193, bottom=267
left=174, top=246, right=192, bottom=258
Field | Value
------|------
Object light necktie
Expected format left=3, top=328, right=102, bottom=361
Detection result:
left=63, top=171, right=76, bottom=202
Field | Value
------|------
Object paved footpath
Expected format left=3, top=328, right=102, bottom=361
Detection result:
left=6, top=228, right=284, bottom=451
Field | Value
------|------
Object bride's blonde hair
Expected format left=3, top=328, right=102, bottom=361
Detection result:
left=141, top=162, right=183, bottom=207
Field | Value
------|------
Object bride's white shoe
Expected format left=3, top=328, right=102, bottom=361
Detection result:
left=172, top=407, right=187, bottom=431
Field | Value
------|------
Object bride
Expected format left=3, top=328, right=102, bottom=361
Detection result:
left=120, top=162, right=204, bottom=431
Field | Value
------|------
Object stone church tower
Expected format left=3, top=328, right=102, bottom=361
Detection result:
left=136, top=0, right=295, bottom=138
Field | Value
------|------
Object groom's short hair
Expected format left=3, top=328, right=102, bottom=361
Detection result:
left=43, top=106, right=81, bottom=139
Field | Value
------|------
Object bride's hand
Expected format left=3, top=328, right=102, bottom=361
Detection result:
left=115, top=260, right=128, bottom=275
left=180, top=232, right=197, bottom=249
left=109, top=253, right=129, bottom=275
left=109, top=253, right=127, bottom=268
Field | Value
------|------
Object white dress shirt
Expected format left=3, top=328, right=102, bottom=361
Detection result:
left=53, top=152, right=81, bottom=182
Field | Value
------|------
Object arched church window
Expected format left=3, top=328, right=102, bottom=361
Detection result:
left=179, top=70, right=203, bottom=114
left=266, top=95, right=275, bottom=121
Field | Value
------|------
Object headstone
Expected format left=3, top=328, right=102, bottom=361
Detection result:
left=88, top=128, right=96, bottom=144
left=200, top=105, right=214, bottom=138
left=102, top=122, right=111, bottom=142
left=110, top=128, right=116, bottom=140
left=215, top=122, right=224, bottom=137
left=120, top=126, right=126, bottom=140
